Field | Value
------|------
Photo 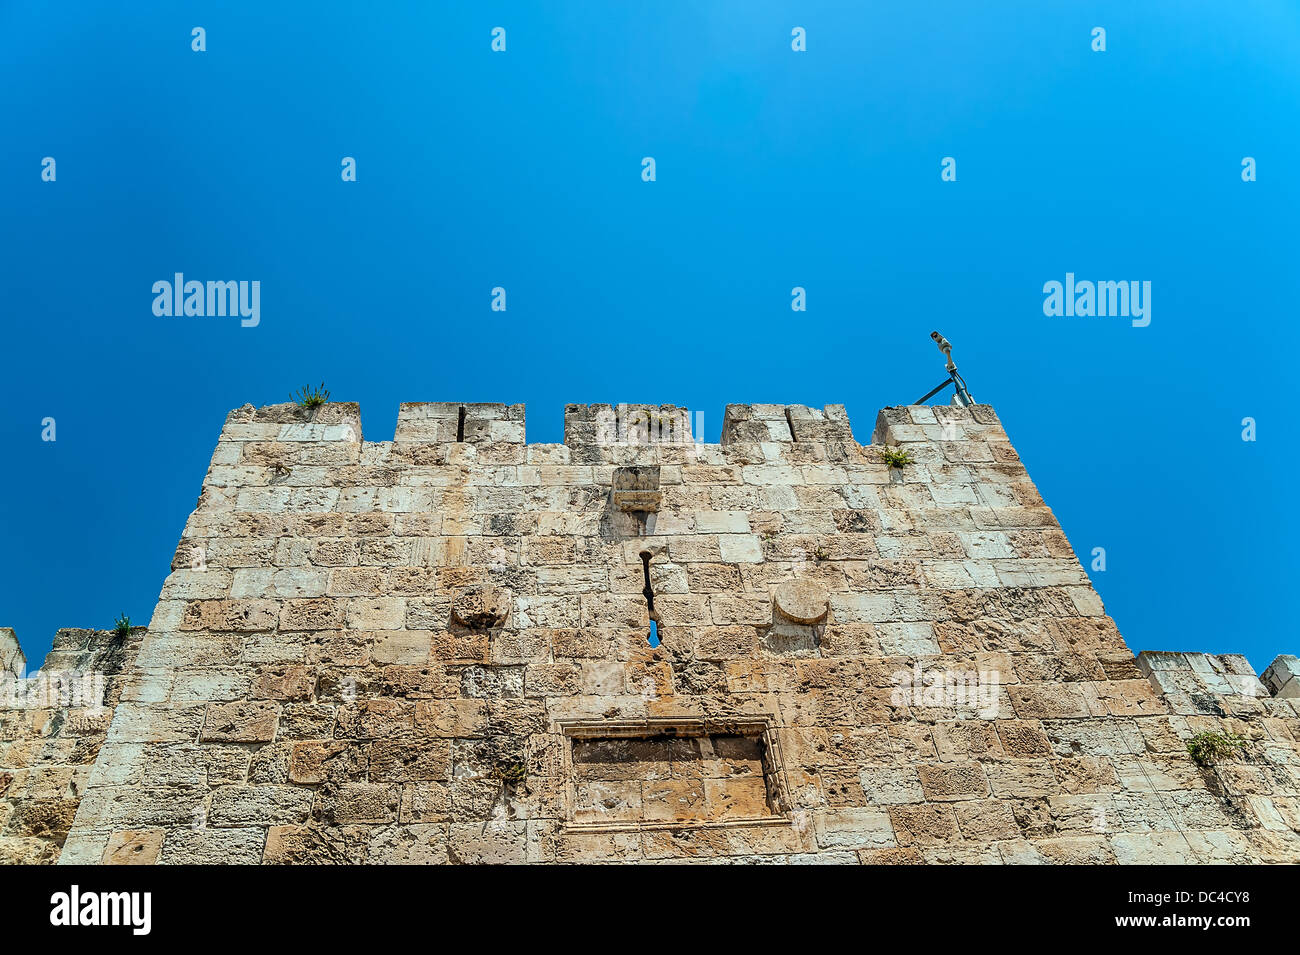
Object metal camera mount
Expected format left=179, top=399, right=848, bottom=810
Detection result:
left=914, top=330, right=974, bottom=406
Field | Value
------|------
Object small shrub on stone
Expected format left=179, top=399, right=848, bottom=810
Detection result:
left=1187, top=731, right=1248, bottom=767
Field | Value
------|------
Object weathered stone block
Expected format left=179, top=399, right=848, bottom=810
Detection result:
left=612, top=466, right=662, bottom=513
left=181, top=599, right=278, bottom=632
left=201, top=701, right=279, bottom=743
left=1263, top=655, right=1300, bottom=699
left=813, top=807, right=896, bottom=850
left=450, top=585, right=511, bottom=629
left=208, top=785, right=313, bottom=827
left=102, top=829, right=164, bottom=865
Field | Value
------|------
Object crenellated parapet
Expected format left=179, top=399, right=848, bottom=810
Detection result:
left=564, top=403, right=695, bottom=464
left=722, top=403, right=853, bottom=446
left=395, top=403, right=525, bottom=447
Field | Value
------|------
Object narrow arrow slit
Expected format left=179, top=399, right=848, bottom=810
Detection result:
left=641, top=551, right=660, bottom=647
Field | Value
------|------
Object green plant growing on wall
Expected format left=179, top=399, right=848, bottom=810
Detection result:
left=878, top=446, right=913, bottom=468
left=291, top=382, right=330, bottom=411
left=113, top=614, right=131, bottom=637
left=1186, top=731, right=1248, bottom=767
left=491, top=760, right=528, bottom=785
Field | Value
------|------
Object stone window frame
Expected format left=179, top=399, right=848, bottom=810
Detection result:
left=555, top=716, right=793, bottom=833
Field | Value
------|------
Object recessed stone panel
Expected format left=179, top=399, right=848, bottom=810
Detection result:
left=559, top=718, right=788, bottom=831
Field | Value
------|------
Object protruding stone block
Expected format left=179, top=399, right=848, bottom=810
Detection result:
left=612, top=466, right=661, bottom=513
left=1262, top=655, right=1300, bottom=699
left=0, top=627, right=25, bottom=678
left=451, top=585, right=512, bottom=629
left=772, top=579, right=831, bottom=625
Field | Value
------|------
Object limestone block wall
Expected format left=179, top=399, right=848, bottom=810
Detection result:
left=1, top=628, right=25, bottom=678
left=0, top=626, right=143, bottom=863
left=28, top=399, right=1298, bottom=864
left=1134, top=651, right=1300, bottom=862
left=872, top=410, right=1300, bottom=864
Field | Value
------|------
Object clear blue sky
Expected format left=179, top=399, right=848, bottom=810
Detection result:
left=2, top=2, right=1296, bottom=672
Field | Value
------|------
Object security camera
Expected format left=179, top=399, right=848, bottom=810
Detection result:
left=915, top=331, right=975, bottom=406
